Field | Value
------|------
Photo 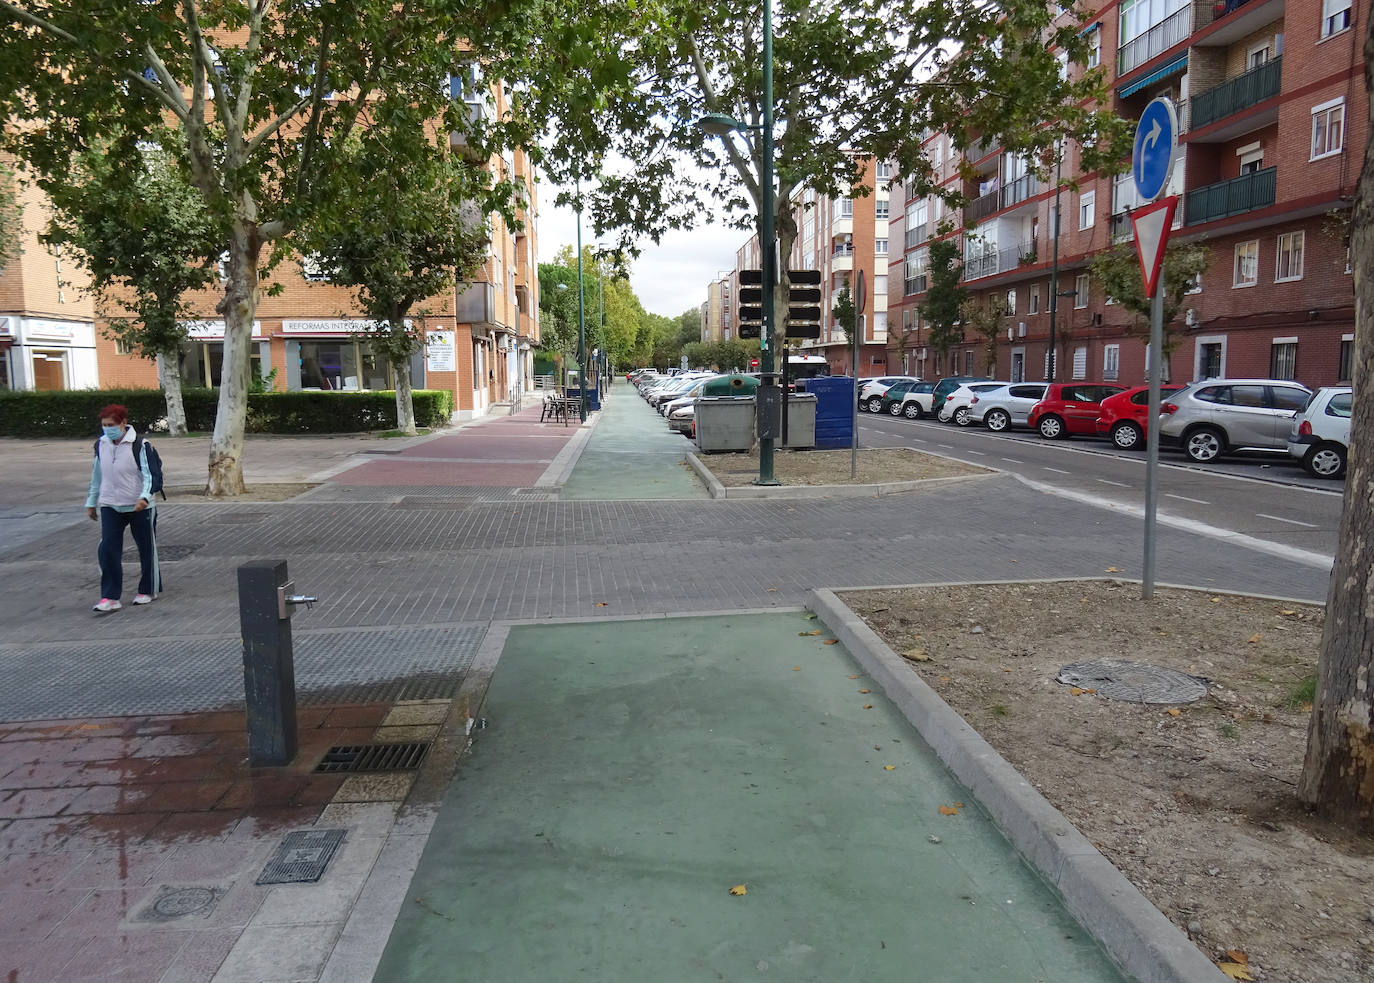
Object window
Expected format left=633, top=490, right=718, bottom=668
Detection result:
left=1197, top=338, right=1225, bottom=379
left=300, top=253, right=330, bottom=282
left=180, top=341, right=265, bottom=389
left=875, top=199, right=890, bottom=220
left=1104, top=344, right=1119, bottom=380
left=876, top=161, right=893, bottom=180
left=1028, top=286, right=1040, bottom=314
left=1275, top=231, right=1304, bottom=282
left=1312, top=100, right=1344, bottom=159
left=874, top=274, right=888, bottom=296
left=1184, top=271, right=1202, bottom=294
left=1079, top=191, right=1095, bottom=230
left=1044, top=350, right=1057, bottom=380
left=1074, top=273, right=1089, bottom=308
left=1087, top=30, right=1101, bottom=68
left=1072, top=345, right=1087, bottom=379
left=1321, top=0, right=1351, bottom=37
left=875, top=238, right=888, bottom=255
left=1327, top=392, right=1353, bottom=417
left=1006, top=289, right=1017, bottom=314
left=1339, top=336, right=1353, bottom=380
left=1270, top=339, right=1298, bottom=379
left=1056, top=50, right=1069, bottom=80
left=216, top=250, right=230, bottom=282
left=837, top=198, right=853, bottom=219
left=1233, top=240, right=1258, bottom=287
left=1271, top=386, right=1310, bottom=411
left=1247, top=43, right=1269, bottom=69
left=932, top=138, right=944, bottom=166
left=1238, top=143, right=1263, bottom=174
left=115, top=338, right=134, bottom=356
left=964, top=349, right=974, bottom=375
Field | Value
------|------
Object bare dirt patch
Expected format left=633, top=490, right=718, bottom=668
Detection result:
left=163, top=482, right=318, bottom=502
left=840, top=580, right=1374, bottom=983
left=703, top=447, right=988, bottom=487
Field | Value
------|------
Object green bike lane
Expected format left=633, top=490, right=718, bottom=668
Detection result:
left=559, top=380, right=711, bottom=499
left=375, top=613, right=1128, bottom=982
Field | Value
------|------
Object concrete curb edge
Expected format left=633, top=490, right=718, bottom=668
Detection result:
left=684, top=451, right=1001, bottom=500
left=534, top=413, right=602, bottom=488
left=807, top=587, right=1229, bottom=983
left=684, top=452, right=727, bottom=499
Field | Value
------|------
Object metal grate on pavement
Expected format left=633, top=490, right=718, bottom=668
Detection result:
left=256, top=829, right=348, bottom=885
left=314, top=741, right=431, bottom=774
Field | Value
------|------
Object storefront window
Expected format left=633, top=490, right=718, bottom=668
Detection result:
left=180, top=342, right=263, bottom=388
left=297, top=339, right=392, bottom=391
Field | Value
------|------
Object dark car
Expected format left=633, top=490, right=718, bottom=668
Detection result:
left=877, top=380, right=924, bottom=416
left=930, top=376, right=990, bottom=415
left=1027, top=382, right=1127, bottom=439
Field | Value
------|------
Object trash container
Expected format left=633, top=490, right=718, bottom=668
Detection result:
left=783, top=393, right=817, bottom=448
left=799, top=377, right=854, bottom=449
left=701, top=374, right=760, bottom=397
left=694, top=396, right=755, bottom=452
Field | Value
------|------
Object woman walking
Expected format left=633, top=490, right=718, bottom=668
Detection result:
left=85, top=404, right=160, bottom=613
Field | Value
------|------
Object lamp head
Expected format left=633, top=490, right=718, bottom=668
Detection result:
left=696, top=112, right=746, bottom=137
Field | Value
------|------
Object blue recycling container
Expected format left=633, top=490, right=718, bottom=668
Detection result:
left=800, top=376, right=855, bottom=449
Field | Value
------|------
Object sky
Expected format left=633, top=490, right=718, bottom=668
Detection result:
left=535, top=184, right=746, bottom=320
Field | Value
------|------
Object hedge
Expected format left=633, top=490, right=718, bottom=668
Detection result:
left=0, top=388, right=454, bottom=437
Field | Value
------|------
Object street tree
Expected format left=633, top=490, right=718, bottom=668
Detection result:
left=833, top=284, right=856, bottom=343
left=1297, top=17, right=1374, bottom=831
left=0, top=159, right=20, bottom=274
left=0, top=0, right=537, bottom=494
left=521, top=0, right=1130, bottom=365
left=1089, top=240, right=1209, bottom=354
left=961, top=296, right=1007, bottom=375
left=44, top=137, right=220, bottom=435
left=296, top=130, right=505, bottom=435
left=920, top=239, right=967, bottom=366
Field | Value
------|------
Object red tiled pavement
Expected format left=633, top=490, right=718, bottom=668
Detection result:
left=330, top=458, right=549, bottom=486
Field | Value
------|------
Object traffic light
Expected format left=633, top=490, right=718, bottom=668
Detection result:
left=737, top=269, right=763, bottom=339
left=784, top=269, right=822, bottom=339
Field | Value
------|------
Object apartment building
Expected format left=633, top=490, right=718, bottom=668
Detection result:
left=890, top=0, right=1362, bottom=390
left=1, top=74, right=541, bottom=421
left=701, top=273, right=733, bottom=342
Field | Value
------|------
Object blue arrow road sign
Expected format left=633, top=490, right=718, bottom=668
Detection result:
left=1132, top=97, right=1178, bottom=203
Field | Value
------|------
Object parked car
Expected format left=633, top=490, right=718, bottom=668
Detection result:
left=1027, top=383, right=1127, bottom=439
left=646, top=376, right=701, bottom=407
left=939, top=381, right=1011, bottom=425
left=930, top=376, right=991, bottom=417
left=858, top=376, right=920, bottom=412
left=1287, top=386, right=1352, bottom=478
left=968, top=383, right=1049, bottom=432
left=1094, top=384, right=1185, bottom=450
left=1158, top=379, right=1313, bottom=463
left=661, top=377, right=717, bottom=417
left=667, top=401, right=696, bottom=435
left=893, top=381, right=937, bottom=419
left=878, top=380, right=925, bottom=416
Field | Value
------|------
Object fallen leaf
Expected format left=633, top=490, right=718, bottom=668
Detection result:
left=792, top=667, right=801, bottom=672
left=799, top=630, right=822, bottom=636
left=1279, top=609, right=1296, bottom=616
left=766, top=588, right=777, bottom=592
left=1211, top=597, right=1222, bottom=603
left=1070, top=687, right=1087, bottom=695
left=729, top=884, right=747, bottom=896
left=848, top=675, right=859, bottom=679
left=901, top=648, right=931, bottom=662
left=595, top=602, right=608, bottom=607
left=1225, top=950, right=1249, bottom=965
left=863, top=704, right=873, bottom=710
left=1217, top=963, right=1252, bottom=981
left=1086, top=688, right=1097, bottom=694
left=883, top=765, right=896, bottom=771
left=938, top=675, right=952, bottom=682
left=858, top=689, right=871, bottom=694
left=806, top=613, right=818, bottom=620
left=955, top=802, right=963, bottom=807
left=938, top=805, right=959, bottom=816
left=1105, top=566, right=1120, bottom=573
left=1166, top=708, right=1181, bottom=717
left=1008, top=559, right=1018, bottom=563
left=824, top=638, right=839, bottom=645
left=1247, top=632, right=1261, bottom=643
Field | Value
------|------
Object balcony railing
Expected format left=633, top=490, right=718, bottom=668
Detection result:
left=904, top=223, right=928, bottom=250
left=963, top=189, right=1000, bottom=226
left=1000, top=173, right=1039, bottom=210
left=962, top=240, right=1036, bottom=281
left=1190, top=56, right=1282, bottom=131
left=905, top=274, right=928, bottom=296
left=1118, top=6, right=1190, bottom=74
left=833, top=243, right=855, bottom=257
left=1185, top=166, right=1276, bottom=225
left=1110, top=211, right=1133, bottom=242
left=966, top=137, right=997, bottom=162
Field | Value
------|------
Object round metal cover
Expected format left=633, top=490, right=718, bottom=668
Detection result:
left=1056, top=659, right=1209, bottom=704
left=153, top=887, right=217, bottom=918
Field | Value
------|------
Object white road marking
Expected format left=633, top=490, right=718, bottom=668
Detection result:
left=1166, top=493, right=1210, bottom=505
left=1001, top=457, right=1024, bottom=464
left=1095, top=478, right=1128, bottom=487
left=937, top=443, right=954, bottom=449
left=1256, top=512, right=1317, bottom=529
left=965, top=450, right=986, bottom=456
left=1043, top=467, right=1070, bottom=474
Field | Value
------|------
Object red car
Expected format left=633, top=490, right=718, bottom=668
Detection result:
left=1095, top=384, right=1185, bottom=450
left=1027, top=383, right=1126, bottom=439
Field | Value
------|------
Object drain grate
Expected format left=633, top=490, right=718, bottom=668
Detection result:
left=257, top=828, right=347, bottom=885
left=1057, top=659, right=1210, bottom=704
left=314, top=741, right=431, bottom=774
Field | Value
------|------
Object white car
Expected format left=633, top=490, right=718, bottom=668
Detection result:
left=858, top=376, right=920, bottom=412
left=667, top=402, right=696, bottom=435
left=968, top=383, right=1049, bottom=432
left=1287, top=386, right=1352, bottom=478
left=661, top=378, right=715, bottom=417
left=938, top=381, right=1011, bottom=425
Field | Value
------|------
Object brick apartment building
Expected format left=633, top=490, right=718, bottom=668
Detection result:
left=889, top=0, right=1362, bottom=391
left=1, top=76, right=541, bottom=421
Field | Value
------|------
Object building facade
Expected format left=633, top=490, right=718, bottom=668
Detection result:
left=889, top=0, right=1362, bottom=391
left=701, top=273, right=733, bottom=342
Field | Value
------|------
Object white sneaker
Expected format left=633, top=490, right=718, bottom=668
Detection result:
left=92, top=598, right=123, bottom=613
left=133, top=594, right=154, bottom=605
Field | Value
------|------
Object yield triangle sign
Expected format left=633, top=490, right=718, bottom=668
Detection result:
left=1131, top=196, right=1178, bottom=298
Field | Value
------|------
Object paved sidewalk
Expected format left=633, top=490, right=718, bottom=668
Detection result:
left=377, top=613, right=1127, bottom=981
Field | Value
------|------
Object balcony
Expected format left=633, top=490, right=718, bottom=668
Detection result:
left=1184, top=166, right=1276, bottom=225
left=1119, top=6, right=1191, bottom=74
left=1189, top=56, right=1281, bottom=133
left=904, top=223, right=928, bottom=250
left=963, top=189, right=1000, bottom=226
left=448, top=98, right=493, bottom=160
left=963, top=239, right=1036, bottom=281
left=904, top=273, right=928, bottom=296
left=1110, top=211, right=1134, bottom=242
left=456, top=281, right=497, bottom=327
left=966, top=137, right=998, bottom=163
left=999, top=173, right=1039, bottom=211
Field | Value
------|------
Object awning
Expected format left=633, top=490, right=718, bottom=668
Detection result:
left=1118, top=52, right=1188, bottom=98
left=1079, top=21, right=1102, bottom=35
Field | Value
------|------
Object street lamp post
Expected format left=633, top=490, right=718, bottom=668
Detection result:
left=695, top=0, right=778, bottom=485
left=573, top=183, right=588, bottom=422
left=1046, top=149, right=1064, bottom=383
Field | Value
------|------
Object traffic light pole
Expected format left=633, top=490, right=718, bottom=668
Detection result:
left=757, top=0, right=778, bottom=486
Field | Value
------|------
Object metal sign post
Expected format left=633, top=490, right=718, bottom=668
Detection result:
left=852, top=269, right=866, bottom=479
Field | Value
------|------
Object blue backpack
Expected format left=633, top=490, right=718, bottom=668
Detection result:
left=94, top=434, right=166, bottom=500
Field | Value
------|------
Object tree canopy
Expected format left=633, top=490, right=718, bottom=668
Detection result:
left=1089, top=240, right=1209, bottom=353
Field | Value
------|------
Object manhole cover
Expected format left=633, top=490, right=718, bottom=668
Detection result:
left=257, top=828, right=347, bottom=885
left=315, top=742, right=430, bottom=774
left=124, top=543, right=200, bottom=561
left=137, top=885, right=224, bottom=922
left=1056, top=659, right=1210, bottom=704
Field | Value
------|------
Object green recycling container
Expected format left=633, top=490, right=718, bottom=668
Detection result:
left=700, top=374, right=760, bottom=397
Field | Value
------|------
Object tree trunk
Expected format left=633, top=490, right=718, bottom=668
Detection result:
left=206, top=220, right=261, bottom=497
left=156, top=351, right=188, bottom=436
left=394, top=356, right=417, bottom=436
left=1297, top=20, right=1374, bottom=830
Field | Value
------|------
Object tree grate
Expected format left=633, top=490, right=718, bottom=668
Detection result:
left=314, top=741, right=431, bottom=774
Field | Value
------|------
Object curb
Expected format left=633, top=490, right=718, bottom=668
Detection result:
left=808, top=586, right=1230, bottom=983
left=533, top=411, right=603, bottom=488
left=685, top=451, right=1000, bottom=500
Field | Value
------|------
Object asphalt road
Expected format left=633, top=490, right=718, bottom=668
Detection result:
left=859, top=410, right=1344, bottom=561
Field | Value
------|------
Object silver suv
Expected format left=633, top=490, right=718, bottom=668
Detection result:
left=1159, top=379, right=1312, bottom=463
